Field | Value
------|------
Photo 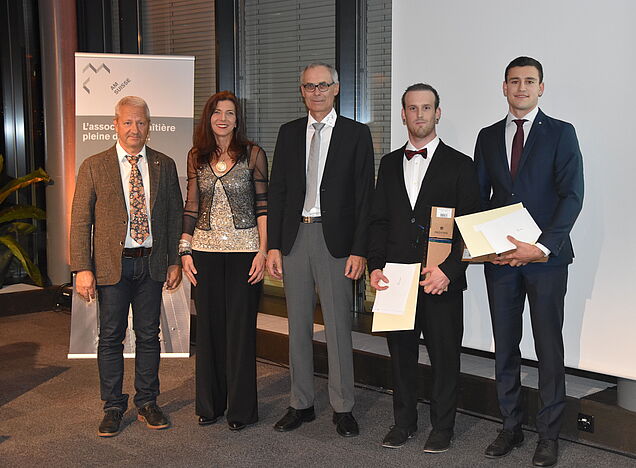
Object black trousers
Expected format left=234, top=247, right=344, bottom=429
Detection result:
left=193, top=251, right=261, bottom=423
left=485, top=262, right=568, bottom=440
left=386, top=289, right=463, bottom=433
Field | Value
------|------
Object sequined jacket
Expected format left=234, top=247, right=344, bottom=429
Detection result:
left=182, top=145, right=268, bottom=235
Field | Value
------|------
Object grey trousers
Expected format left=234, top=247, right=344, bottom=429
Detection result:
left=282, top=223, right=355, bottom=413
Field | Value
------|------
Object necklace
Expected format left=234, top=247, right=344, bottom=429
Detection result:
left=215, top=159, right=227, bottom=172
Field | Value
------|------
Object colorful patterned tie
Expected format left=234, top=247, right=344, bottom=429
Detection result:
left=126, top=155, right=149, bottom=245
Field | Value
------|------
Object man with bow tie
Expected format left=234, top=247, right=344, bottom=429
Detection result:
left=368, top=83, right=480, bottom=452
left=71, top=96, right=183, bottom=437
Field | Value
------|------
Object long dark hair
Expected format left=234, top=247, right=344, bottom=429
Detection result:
left=191, top=91, right=253, bottom=168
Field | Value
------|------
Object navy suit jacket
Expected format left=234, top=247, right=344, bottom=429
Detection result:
left=268, top=115, right=375, bottom=258
left=474, top=108, right=584, bottom=265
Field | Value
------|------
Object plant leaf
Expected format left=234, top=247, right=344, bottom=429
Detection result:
left=0, top=205, right=46, bottom=224
left=0, top=168, right=51, bottom=205
left=0, top=235, right=43, bottom=286
left=0, top=222, right=36, bottom=235
left=0, top=221, right=35, bottom=235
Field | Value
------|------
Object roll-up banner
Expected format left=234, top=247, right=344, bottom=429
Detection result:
left=69, top=53, right=195, bottom=358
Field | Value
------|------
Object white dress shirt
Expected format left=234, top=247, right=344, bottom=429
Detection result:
left=303, top=107, right=337, bottom=217
left=116, top=141, right=153, bottom=248
left=403, top=136, right=439, bottom=209
left=504, top=106, right=549, bottom=256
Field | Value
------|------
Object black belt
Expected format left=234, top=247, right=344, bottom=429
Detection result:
left=301, top=216, right=322, bottom=223
left=122, top=247, right=152, bottom=258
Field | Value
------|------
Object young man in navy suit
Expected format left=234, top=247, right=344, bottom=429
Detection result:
left=368, top=83, right=480, bottom=452
left=474, top=57, right=584, bottom=467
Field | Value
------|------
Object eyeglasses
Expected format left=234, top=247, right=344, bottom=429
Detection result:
left=301, top=81, right=336, bottom=92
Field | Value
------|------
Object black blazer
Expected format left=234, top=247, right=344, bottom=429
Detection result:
left=474, top=109, right=584, bottom=265
left=367, top=141, right=481, bottom=292
left=268, top=115, right=375, bottom=258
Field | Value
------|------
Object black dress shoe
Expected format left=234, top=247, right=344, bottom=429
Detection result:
left=198, top=416, right=218, bottom=426
left=137, top=402, right=169, bottom=430
left=423, top=429, right=453, bottom=453
left=484, top=429, right=524, bottom=458
left=382, top=425, right=416, bottom=448
left=332, top=412, right=359, bottom=437
left=533, top=439, right=558, bottom=467
left=98, top=408, right=123, bottom=437
left=228, top=421, right=246, bottom=431
left=274, top=406, right=315, bottom=432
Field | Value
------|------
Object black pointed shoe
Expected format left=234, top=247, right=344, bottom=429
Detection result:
left=382, top=425, right=416, bottom=448
left=533, top=439, right=558, bottom=467
left=228, top=421, right=247, bottom=431
left=484, top=429, right=524, bottom=458
left=198, top=415, right=218, bottom=426
left=98, top=408, right=123, bottom=437
left=274, top=406, right=315, bottom=432
left=333, top=412, right=359, bottom=437
left=137, top=402, right=169, bottom=430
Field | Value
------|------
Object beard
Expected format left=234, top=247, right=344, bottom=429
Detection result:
left=409, top=122, right=435, bottom=140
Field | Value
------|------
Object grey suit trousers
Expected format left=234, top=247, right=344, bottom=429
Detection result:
left=282, top=223, right=355, bottom=413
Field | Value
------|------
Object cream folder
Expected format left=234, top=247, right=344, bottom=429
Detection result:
left=371, top=263, right=421, bottom=332
left=455, top=203, right=524, bottom=257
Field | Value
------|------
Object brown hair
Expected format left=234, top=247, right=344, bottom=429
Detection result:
left=191, top=91, right=252, bottom=167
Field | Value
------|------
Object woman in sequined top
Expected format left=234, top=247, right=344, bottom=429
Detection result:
left=179, top=91, right=267, bottom=430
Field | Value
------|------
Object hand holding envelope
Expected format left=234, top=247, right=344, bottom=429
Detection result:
left=371, top=263, right=421, bottom=332
left=456, top=203, right=547, bottom=264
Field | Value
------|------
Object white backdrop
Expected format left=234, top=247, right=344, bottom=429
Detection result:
left=391, top=1, right=636, bottom=379
left=69, top=53, right=195, bottom=358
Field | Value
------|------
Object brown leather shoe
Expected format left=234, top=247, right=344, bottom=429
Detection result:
left=98, top=408, right=123, bottom=437
left=137, top=402, right=169, bottom=430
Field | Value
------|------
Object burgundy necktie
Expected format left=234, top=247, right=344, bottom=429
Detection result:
left=510, top=119, right=527, bottom=179
left=404, top=148, right=427, bottom=160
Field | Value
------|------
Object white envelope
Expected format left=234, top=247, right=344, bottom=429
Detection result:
left=475, top=208, right=542, bottom=254
left=371, top=263, right=421, bottom=332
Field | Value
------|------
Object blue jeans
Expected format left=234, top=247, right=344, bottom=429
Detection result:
left=97, top=256, right=163, bottom=411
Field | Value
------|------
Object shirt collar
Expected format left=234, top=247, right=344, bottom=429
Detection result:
left=116, top=141, right=147, bottom=163
left=506, top=106, right=539, bottom=127
left=405, top=136, right=440, bottom=157
left=308, top=107, right=338, bottom=129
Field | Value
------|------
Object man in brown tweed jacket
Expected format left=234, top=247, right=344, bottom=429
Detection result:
left=70, top=96, right=183, bottom=437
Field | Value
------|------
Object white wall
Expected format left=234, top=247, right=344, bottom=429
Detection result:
left=392, top=0, right=636, bottom=379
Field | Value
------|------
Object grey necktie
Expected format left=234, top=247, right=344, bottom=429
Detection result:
left=303, top=122, right=325, bottom=212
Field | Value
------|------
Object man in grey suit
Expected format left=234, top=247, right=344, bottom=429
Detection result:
left=267, top=63, right=375, bottom=436
left=71, top=96, right=183, bottom=437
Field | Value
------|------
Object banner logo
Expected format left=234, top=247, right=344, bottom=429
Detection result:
left=81, top=62, right=111, bottom=94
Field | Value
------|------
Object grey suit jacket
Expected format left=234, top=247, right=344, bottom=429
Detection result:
left=70, top=145, right=183, bottom=285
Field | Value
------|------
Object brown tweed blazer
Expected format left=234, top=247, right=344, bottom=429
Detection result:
left=70, top=145, right=183, bottom=286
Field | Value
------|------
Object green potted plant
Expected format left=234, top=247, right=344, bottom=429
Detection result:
left=0, top=154, right=50, bottom=288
